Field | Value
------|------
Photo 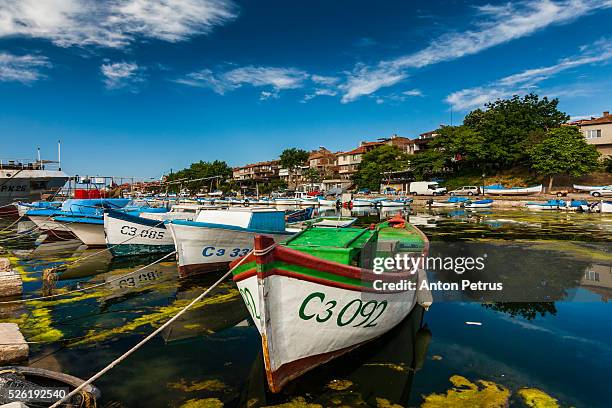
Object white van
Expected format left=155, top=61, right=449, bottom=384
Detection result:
left=409, top=181, right=447, bottom=196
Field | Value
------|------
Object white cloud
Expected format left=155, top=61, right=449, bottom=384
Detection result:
left=101, top=61, right=144, bottom=90
left=339, top=63, right=407, bottom=103
left=177, top=65, right=309, bottom=97
left=445, top=38, right=612, bottom=110
left=0, top=52, right=50, bottom=83
left=338, top=0, right=612, bottom=102
left=0, top=0, right=237, bottom=48
left=302, top=88, right=338, bottom=102
left=402, top=89, right=423, bottom=97
left=311, top=74, right=339, bottom=86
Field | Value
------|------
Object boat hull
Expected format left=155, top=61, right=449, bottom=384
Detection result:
left=167, top=222, right=292, bottom=277
left=104, top=211, right=174, bottom=257
left=484, top=185, right=542, bottom=195
left=65, top=222, right=106, bottom=247
left=601, top=201, right=612, bottom=213
left=351, top=199, right=373, bottom=207
left=28, top=215, right=72, bottom=233
left=0, top=169, right=68, bottom=208
left=231, top=234, right=427, bottom=393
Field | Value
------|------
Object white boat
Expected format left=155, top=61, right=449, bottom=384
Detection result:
left=309, top=217, right=357, bottom=228
left=600, top=201, right=612, bottom=213
left=167, top=208, right=297, bottom=277
left=573, top=184, right=607, bottom=192
left=0, top=158, right=68, bottom=216
left=351, top=198, right=374, bottom=207
left=525, top=199, right=566, bottom=211
left=298, top=197, right=318, bottom=206
left=429, top=197, right=468, bottom=208
left=317, top=197, right=338, bottom=207
left=104, top=210, right=174, bottom=256
left=379, top=199, right=411, bottom=207
left=484, top=184, right=542, bottom=196
left=273, top=198, right=300, bottom=206
left=59, top=216, right=106, bottom=246
left=230, top=221, right=430, bottom=392
left=464, top=199, right=493, bottom=209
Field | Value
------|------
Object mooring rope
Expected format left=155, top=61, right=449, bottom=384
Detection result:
left=0, top=250, right=176, bottom=305
left=48, top=250, right=253, bottom=408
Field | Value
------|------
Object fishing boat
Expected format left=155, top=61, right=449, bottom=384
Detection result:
left=316, top=196, right=338, bottom=207
left=0, top=157, right=68, bottom=216
left=55, top=202, right=166, bottom=247
left=230, top=219, right=430, bottom=392
left=429, top=196, right=469, bottom=207
left=573, top=184, right=607, bottom=192
left=26, top=198, right=132, bottom=238
left=484, top=184, right=542, bottom=196
left=525, top=199, right=566, bottom=211
left=308, top=216, right=357, bottom=228
left=464, top=199, right=494, bottom=209
left=273, top=197, right=300, bottom=206
left=351, top=198, right=374, bottom=207
left=379, top=198, right=412, bottom=207
left=16, top=200, right=62, bottom=217
left=104, top=210, right=174, bottom=257
left=285, top=207, right=314, bottom=224
left=167, top=208, right=298, bottom=277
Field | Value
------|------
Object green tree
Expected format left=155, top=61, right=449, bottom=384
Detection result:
left=603, top=156, right=612, bottom=173
left=303, top=167, right=322, bottom=187
left=429, top=125, right=489, bottom=169
left=464, top=94, right=569, bottom=168
left=258, top=178, right=288, bottom=195
left=280, top=148, right=309, bottom=189
left=408, top=149, right=447, bottom=181
left=353, top=145, right=410, bottom=191
left=529, top=126, right=600, bottom=190
left=165, top=160, right=233, bottom=193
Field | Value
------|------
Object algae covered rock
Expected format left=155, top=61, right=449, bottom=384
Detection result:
left=517, top=388, right=559, bottom=408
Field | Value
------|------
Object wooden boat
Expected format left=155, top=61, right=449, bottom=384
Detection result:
left=573, top=184, right=607, bottom=192
left=308, top=216, right=357, bottom=228
left=230, top=219, right=430, bottom=392
left=464, top=199, right=493, bottom=209
left=484, top=184, right=542, bottom=196
left=167, top=208, right=297, bottom=277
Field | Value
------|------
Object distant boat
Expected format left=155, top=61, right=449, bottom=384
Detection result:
left=309, top=216, right=357, bottom=228
left=379, top=198, right=412, bottom=207
left=352, top=198, right=374, bottom=207
left=464, top=199, right=493, bottom=209
left=600, top=201, right=612, bottom=213
left=316, top=196, right=338, bottom=207
left=525, top=199, right=566, bottom=210
left=573, top=184, right=607, bottom=192
left=285, top=207, right=314, bottom=223
left=430, top=196, right=469, bottom=207
left=17, top=201, right=62, bottom=217
left=229, top=219, right=430, bottom=392
left=484, top=184, right=542, bottom=196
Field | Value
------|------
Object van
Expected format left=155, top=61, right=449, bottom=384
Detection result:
left=409, top=181, right=447, bottom=196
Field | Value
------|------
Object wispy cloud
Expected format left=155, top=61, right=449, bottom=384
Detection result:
left=176, top=65, right=309, bottom=97
left=338, top=0, right=612, bottom=102
left=101, top=61, right=144, bottom=90
left=0, top=52, right=50, bottom=83
left=0, top=0, right=237, bottom=48
left=403, top=89, right=423, bottom=97
left=446, top=38, right=612, bottom=110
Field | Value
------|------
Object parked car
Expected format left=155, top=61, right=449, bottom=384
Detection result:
left=409, top=181, right=447, bottom=196
left=449, top=186, right=480, bottom=196
left=357, top=188, right=371, bottom=195
left=590, top=186, right=612, bottom=197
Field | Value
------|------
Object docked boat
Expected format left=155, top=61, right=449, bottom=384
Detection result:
left=167, top=208, right=297, bottom=277
left=464, top=199, right=494, bottom=209
left=0, top=157, right=68, bottom=216
left=484, top=184, right=542, bottom=196
left=525, top=199, right=566, bottom=211
left=230, top=219, right=430, bottom=392
left=273, top=197, right=300, bottom=206
left=429, top=196, right=469, bottom=207
left=379, top=198, right=412, bottom=207
left=16, top=200, right=62, bottom=217
left=600, top=201, right=612, bottom=213
left=285, top=207, right=314, bottom=224
left=308, top=216, right=357, bottom=228
left=55, top=202, right=166, bottom=247
left=317, top=196, right=338, bottom=207
left=573, top=184, right=607, bottom=192
left=351, top=198, right=374, bottom=207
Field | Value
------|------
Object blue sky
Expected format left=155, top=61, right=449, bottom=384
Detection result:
left=1, top=0, right=612, bottom=178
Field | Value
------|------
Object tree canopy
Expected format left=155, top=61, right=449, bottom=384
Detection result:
left=529, top=126, right=600, bottom=188
left=353, top=145, right=410, bottom=191
left=165, top=160, right=233, bottom=193
left=280, top=148, right=309, bottom=188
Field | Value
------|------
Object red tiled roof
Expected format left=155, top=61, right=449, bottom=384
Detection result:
left=573, top=112, right=612, bottom=126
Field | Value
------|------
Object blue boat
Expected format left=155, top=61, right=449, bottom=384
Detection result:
left=464, top=199, right=494, bottom=209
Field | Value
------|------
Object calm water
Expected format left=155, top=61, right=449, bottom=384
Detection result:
left=0, top=207, right=610, bottom=407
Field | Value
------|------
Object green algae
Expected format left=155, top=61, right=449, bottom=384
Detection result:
left=262, top=397, right=322, bottom=408
left=375, top=398, right=403, bottom=408
left=180, top=398, right=224, bottom=408
left=6, top=307, right=64, bottom=342
left=421, top=375, right=510, bottom=408
left=168, top=379, right=229, bottom=393
left=326, top=379, right=353, bottom=391
left=71, top=289, right=240, bottom=346
left=517, top=388, right=560, bottom=408
left=362, top=363, right=408, bottom=372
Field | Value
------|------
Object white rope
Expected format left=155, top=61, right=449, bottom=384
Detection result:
left=0, top=250, right=176, bottom=305
left=48, top=250, right=254, bottom=408
left=253, top=242, right=278, bottom=256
